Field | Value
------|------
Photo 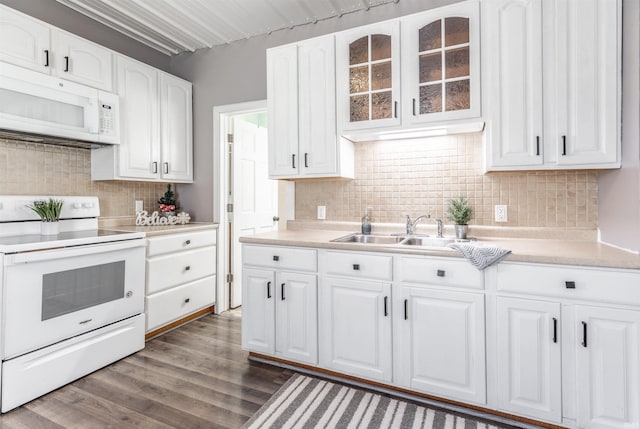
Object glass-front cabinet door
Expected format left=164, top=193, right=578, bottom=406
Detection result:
left=336, top=20, right=400, bottom=132
left=402, top=1, right=480, bottom=125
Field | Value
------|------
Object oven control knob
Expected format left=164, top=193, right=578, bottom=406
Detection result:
left=126, top=291, right=133, bottom=298
left=82, top=203, right=94, bottom=208
left=73, top=202, right=82, bottom=209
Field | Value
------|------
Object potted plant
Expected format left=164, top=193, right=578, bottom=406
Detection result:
left=158, top=184, right=177, bottom=216
left=446, top=196, right=472, bottom=239
left=28, top=198, right=64, bottom=235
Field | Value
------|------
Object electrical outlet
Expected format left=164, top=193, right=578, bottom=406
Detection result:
left=317, top=205, right=326, bottom=220
left=135, top=200, right=144, bottom=213
left=495, top=205, right=508, bottom=222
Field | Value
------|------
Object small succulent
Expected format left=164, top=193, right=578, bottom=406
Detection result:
left=446, top=196, right=472, bottom=225
left=28, top=198, right=63, bottom=222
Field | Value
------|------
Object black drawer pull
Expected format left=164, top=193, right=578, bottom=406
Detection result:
left=436, top=269, right=445, bottom=277
left=64, top=55, right=69, bottom=72
left=383, top=296, right=388, bottom=317
left=352, top=264, right=360, bottom=271
left=44, top=49, right=49, bottom=66
left=185, top=265, right=191, bottom=271
left=565, top=281, right=576, bottom=289
left=304, top=153, right=309, bottom=168
left=185, top=239, right=191, bottom=245
left=552, top=317, right=558, bottom=343
left=273, top=255, right=279, bottom=261
left=536, top=136, right=540, bottom=156
left=412, top=98, right=416, bottom=116
left=581, top=321, right=587, bottom=347
left=184, top=298, right=190, bottom=303
left=291, top=154, right=296, bottom=168
left=562, top=135, right=567, bottom=156
left=404, top=299, right=408, bottom=320
left=281, top=283, right=285, bottom=300
left=267, top=281, right=272, bottom=299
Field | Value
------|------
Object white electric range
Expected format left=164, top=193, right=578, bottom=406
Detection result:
left=0, top=195, right=146, bottom=412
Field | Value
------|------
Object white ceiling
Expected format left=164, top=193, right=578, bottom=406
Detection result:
left=55, top=0, right=400, bottom=56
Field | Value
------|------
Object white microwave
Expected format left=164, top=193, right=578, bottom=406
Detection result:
left=0, top=62, right=119, bottom=144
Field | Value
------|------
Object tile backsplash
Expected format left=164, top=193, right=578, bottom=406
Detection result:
left=295, top=133, right=598, bottom=228
left=0, top=139, right=170, bottom=218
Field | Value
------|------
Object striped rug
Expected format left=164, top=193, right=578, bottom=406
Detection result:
left=243, top=374, right=512, bottom=429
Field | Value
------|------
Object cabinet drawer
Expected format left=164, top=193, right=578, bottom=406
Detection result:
left=147, top=230, right=216, bottom=257
left=496, top=263, right=640, bottom=306
left=243, top=245, right=316, bottom=272
left=146, top=276, right=215, bottom=331
left=147, top=246, right=216, bottom=294
left=395, top=256, right=484, bottom=290
left=322, top=251, right=392, bottom=281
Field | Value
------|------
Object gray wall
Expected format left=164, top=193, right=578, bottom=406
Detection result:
left=169, top=0, right=459, bottom=222
left=598, top=0, right=640, bottom=252
left=0, top=0, right=170, bottom=71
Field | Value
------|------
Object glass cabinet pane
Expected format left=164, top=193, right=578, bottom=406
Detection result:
left=419, top=53, right=442, bottom=83
left=350, top=94, right=370, bottom=122
left=371, top=61, right=392, bottom=90
left=350, top=36, right=369, bottom=65
left=350, top=66, right=369, bottom=93
left=445, top=47, right=470, bottom=79
left=445, top=80, right=470, bottom=111
left=372, top=92, right=392, bottom=119
left=371, top=34, right=391, bottom=61
left=444, top=17, right=469, bottom=47
left=420, top=84, right=442, bottom=114
left=419, top=21, right=441, bottom=51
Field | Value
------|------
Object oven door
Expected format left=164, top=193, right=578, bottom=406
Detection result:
left=3, top=239, right=145, bottom=360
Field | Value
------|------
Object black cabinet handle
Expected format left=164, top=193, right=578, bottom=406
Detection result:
left=185, top=265, right=191, bottom=271
left=383, top=296, right=388, bottom=317
left=565, top=281, right=576, bottom=289
left=184, top=297, right=190, bottom=303
left=267, top=281, right=272, bottom=299
left=273, top=255, right=279, bottom=261
left=304, top=153, right=309, bottom=168
left=581, top=321, right=587, bottom=347
left=412, top=98, right=416, bottom=116
left=64, top=55, right=69, bottom=72
left=562, top=135, right=567, bottom=156
left=281, top=283, right=285, bottom=300
left=394, top=101, right=398, bottom=118
left=291, top=154, right=296, bottom=169
left=536, top=136, right=540, bottom=156
left=352, top=264, right=360, bottom=271
left=437, top=269, right=445, bottom=277
left=185, top=240, right=191, bottom=245
left=552, top=317, right=558, bottom=343
left=404, top=299, right=408, bottom=320
left=44, top=49, right=49, bottom=66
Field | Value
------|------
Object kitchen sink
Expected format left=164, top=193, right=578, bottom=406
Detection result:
left=331, top=234, right=406, bottom=244
left=401, top=237, right=457, bottom=247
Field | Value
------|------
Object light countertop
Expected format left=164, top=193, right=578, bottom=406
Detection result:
left=239, top=228, right=640, bottom=270
left=100, top=220, right=218, bottom=237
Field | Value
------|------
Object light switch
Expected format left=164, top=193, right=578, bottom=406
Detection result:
left=317, top=206, right=326, bottom=220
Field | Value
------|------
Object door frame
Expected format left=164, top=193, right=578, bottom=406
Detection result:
left=213, top=100, right=267, bottom=314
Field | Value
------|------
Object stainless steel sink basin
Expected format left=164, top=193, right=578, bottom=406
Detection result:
left=401, top=237, right=457, bottom=247
left=331, top=234, right=405, bottom=245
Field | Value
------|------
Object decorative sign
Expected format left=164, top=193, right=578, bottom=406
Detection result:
left=135, top=210, right=191, bottom=226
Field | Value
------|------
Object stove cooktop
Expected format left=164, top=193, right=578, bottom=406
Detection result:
left=0, top=229, right=145, bottom=254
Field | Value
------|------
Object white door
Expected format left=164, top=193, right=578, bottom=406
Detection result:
left=231, top=116, right=278, bottom=308
left=319, top=277, right=392, bottom=382
left=496, top=297, right=561, bottom=423
left=0, top=6, right=50, bottom=74
left=240, top=267, right=275, bottom=355
left=395, top=285, right=486, bottom=405
left=275, top=271, right=317, bottom=365
left=160, top=72, right=193, bottom=182
left=575, top=305, right=640, bottom=429
left=52, top=31, right=113, bottom=91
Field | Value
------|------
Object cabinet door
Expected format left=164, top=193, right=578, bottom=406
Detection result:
left=267, top=44, right=299, bottom=178
left=575, top=305, right=640, bottom=429
left=116, top=56, right=160, bottom=179
left=298, top=35, right=337, bottom=177
left=546, top=0, right=620, bottom=167
left=0, top=6, right=50, bottom=74
left=336, top=21, right=401, bottom=132
left=402, top=1, right=480, bottom=125
left=275, top=271, right=317, bottom=365
left=160, top=72, right=193, bottom=182
left=482, top=0, right=544, bottom=170
left=52, top=31, right=113, bottom=91
left=496, top=297, right=561, bottom=423
left=319, top=277, right=392, bottom=382
left=241, top=268, right=275, bottom=355
left=395, top=285, right=485, bottom=404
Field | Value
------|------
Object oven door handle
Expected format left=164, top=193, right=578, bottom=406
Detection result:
left=5, top=239, right=146, bottom=265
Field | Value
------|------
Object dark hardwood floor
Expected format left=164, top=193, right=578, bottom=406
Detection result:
left=0, top=312, right=293, bottom=429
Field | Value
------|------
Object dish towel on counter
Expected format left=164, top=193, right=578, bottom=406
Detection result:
left=448, top=242, right=511, bottom=270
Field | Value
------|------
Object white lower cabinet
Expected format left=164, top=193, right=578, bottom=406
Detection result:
left=496, top=297, right=561, bottom=422
left=319, top=276, right=392, bottom=383
left=242, top=245, right=318, bottom=365
left=395, top=285, right=486, bottom=405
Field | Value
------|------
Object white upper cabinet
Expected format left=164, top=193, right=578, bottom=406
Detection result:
left=336, top=21, right=401, bottom=133
left=401, top=1, right=480, bottom=125
left=52, top=31, right=113, bottom=91
left=267, top=35, right=353, bottom=180
left=484, top=0, right=621, bottom=170
left=160, top=73, right=193, bottom=182
left=0, top=6, right=50, bottom=74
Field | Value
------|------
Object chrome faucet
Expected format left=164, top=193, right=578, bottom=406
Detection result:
left=406, top=214, right=444, bottom=237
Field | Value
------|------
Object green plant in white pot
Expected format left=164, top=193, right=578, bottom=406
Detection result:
left=28, top=198, right=63, bottom=235
left=446, top=196, right=472, bottom=239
